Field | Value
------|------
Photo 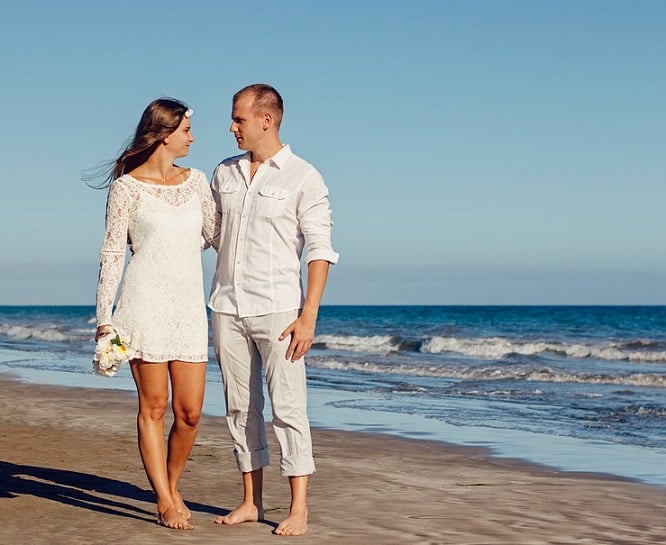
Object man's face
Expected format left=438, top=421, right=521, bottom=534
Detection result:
left=229, top=94, right=264, bottom=152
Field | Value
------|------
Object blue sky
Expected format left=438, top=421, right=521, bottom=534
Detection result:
left=1, top=0, right=665, bottom=305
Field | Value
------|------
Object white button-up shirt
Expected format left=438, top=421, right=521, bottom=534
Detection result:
left=208, top=145, right=339, bottom=318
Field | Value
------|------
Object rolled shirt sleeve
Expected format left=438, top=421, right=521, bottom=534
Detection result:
left=298, top=170, right=339, bottom=265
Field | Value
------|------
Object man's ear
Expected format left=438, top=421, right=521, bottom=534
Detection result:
left=263, top=112, right=272, bottom=130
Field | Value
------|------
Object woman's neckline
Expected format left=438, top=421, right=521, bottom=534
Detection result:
left=125, top=168, right=193, bottom=187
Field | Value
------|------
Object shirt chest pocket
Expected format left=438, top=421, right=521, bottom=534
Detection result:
left=218, top=180, right=242, bottom=212
left=256, top=185, right=290, bottom=218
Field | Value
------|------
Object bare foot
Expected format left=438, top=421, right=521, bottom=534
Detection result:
left=157, top=506, right=193, bottom=530
left=275, top=508, right=308, bottom=536
left=173, top=491, right=191, bottom=520
left=214, top=502, right=264, bottom=525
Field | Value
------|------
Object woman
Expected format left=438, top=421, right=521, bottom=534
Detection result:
left=94, top=98, right=218, bottom=530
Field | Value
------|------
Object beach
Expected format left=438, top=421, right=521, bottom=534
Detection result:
left=1, top=374, right=665, bottom=545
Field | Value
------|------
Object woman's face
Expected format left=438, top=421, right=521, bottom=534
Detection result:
left=164, top=115, right=195, bottom=157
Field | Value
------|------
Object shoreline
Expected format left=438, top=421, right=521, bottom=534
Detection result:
left=2, top=374, right=666, bottom=544
left=2, top=354, right=665, bottom=488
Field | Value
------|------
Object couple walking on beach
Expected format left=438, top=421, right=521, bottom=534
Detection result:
left=93, top=84, right=339, bottom=535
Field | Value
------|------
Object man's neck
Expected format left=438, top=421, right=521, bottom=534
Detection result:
left=250, top=140, right=283, bottom=165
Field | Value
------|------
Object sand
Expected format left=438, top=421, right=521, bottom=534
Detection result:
left=1, top=374, right=665, bottom=545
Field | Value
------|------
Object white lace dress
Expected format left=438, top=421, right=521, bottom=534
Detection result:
left=95, top=168, right=219, bottom=363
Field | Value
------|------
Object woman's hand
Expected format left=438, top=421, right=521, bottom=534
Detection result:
left=95, top=324, right=114, bottom=341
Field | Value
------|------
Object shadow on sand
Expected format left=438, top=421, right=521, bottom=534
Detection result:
left=0, top=460, right=231, bottom=524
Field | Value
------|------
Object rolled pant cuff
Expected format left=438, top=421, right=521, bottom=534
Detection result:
left=280, top=453, right=316, bottom=477
left=235, top=446, right=270, bottom=473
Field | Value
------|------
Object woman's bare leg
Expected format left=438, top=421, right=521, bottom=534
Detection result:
left=167, top=360, right=206, bottom=520
left=130, top=360, right=192, bottom=530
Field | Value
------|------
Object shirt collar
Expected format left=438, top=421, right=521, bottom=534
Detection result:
left=267, top=144, right=292, bottom=169
left=240, top=144, right=291, bottom=166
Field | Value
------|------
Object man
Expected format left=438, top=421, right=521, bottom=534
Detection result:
left=209, top=83, right=339, bottom=536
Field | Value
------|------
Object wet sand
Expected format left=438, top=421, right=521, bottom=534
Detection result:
left=1, top=374, right=665, bottom=544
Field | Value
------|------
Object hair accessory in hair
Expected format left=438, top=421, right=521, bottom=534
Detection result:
left=184, top=108, right=194, bottom=118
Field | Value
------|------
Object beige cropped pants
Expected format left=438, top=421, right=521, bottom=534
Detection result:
left=211, top=310, right=315, bottom=477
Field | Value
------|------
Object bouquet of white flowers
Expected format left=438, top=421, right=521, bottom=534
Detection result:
left=93, top=329, right=131, bottom=377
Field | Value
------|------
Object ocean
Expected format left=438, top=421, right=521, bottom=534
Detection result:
left=1, top=305, right=664, bottom=486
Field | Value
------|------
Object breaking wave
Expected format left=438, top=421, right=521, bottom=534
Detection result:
left=307, top=357, right=666, bottom=388
left=0, top=324, right=91, bottom=343
left=314, top=334, right=666, bottom=363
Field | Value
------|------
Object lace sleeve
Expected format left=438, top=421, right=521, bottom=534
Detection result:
left=199, top=173, right=220, bottom=250
left=95, top=180, right=131, bottom=326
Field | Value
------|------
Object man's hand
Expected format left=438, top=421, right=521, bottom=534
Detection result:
left=279, top=260, right=329, bottom=362
left=279, top=312, right=316, bottom=363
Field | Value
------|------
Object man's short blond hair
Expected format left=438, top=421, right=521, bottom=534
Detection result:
left=234, top=83, right=284, bottom=128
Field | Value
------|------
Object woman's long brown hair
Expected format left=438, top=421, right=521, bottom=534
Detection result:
left=85, top=98, right=189, bottom=189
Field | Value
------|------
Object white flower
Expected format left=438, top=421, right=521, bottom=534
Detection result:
left=93, top=330, right=132, bottom=377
